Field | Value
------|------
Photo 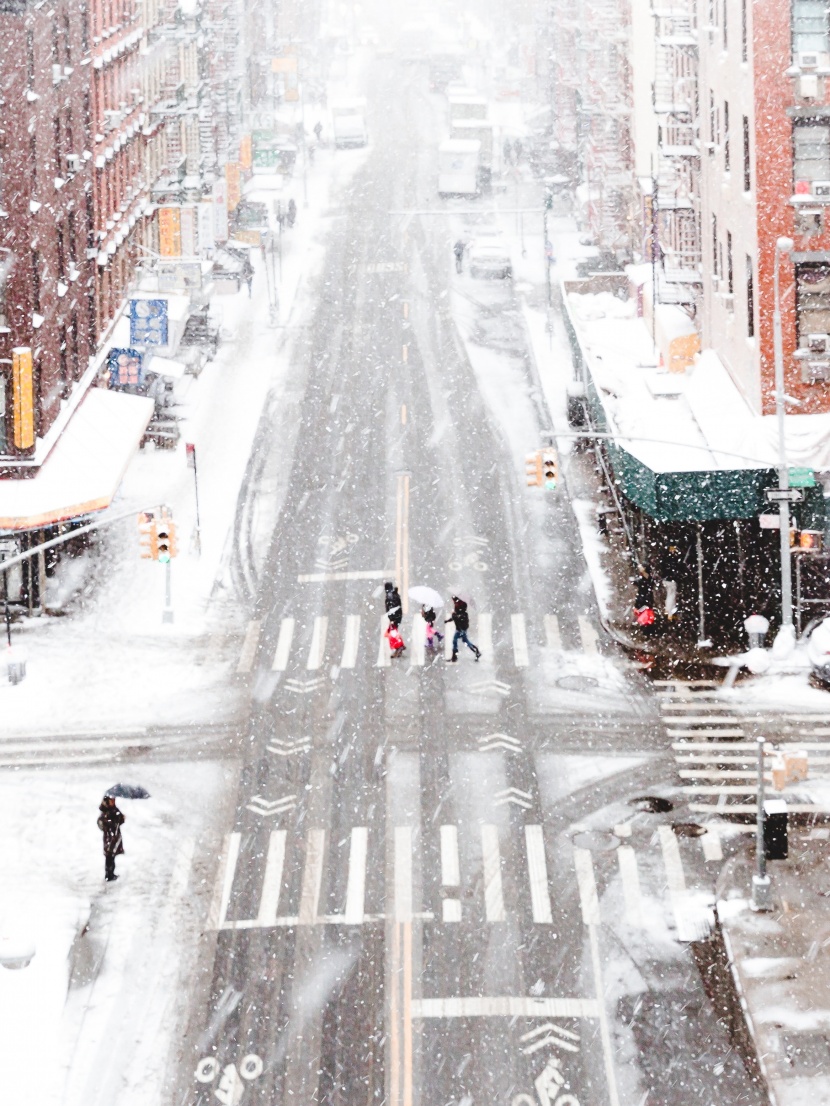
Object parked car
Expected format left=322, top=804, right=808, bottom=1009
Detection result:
left=467, top=235, right=512, bottom=279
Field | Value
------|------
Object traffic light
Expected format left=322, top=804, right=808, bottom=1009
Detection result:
left=542, top=451, right=558, bottom=490
left=155, top=517, right=178, bottom=563
left=138, top=512, right=158, bottom=559
left=525, top=451, right=543, bottom=486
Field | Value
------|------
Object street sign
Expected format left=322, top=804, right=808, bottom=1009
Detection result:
left=765, top=488, right=803, bottom=503
left=789, top=466, right=816, bottom=488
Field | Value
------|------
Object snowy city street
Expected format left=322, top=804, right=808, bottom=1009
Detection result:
left=5, top=2, right=830, bottom=1105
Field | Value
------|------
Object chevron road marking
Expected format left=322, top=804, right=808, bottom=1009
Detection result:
left=520, top=1022, right=580, bottom=1055
left=481, top=824, right=505, bottom=922
left=470, top=678, right=511, bottom=696
left=266, top=737, right=311, bottom=757
left=511, top=613, right=529, bottom=667
left=544, top=614, right=562, bottom=652
left=477, top=733, right=522, bottom=752
left=236, top=620, right=261, bottom=674
left=257, top=830, right=287, bottom=925
left=284, top=675, right=328, bottom=694
left=525, top=825, right=553, bottom=924
left=617, top=845, right=643, bottom=927
left=340, top=614, right=361, bottom=669
left=246, top=794, right=298, bottom=817
left=306, top=616, right=328, bottom=670
left=494, top=786, right=532, bottom=810
left=271, top=617, right=295, bottom=671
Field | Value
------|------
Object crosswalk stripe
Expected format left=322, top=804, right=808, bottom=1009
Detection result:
left=617, top=845, right=642, bottom=926
left=481, top=824, right=505, bottom=922
left=298, top=829, right=325, bottom=924
left=657, top=825, right=706, bottom=941
left=344, top=827, right=368, bottom=924
left=511, top=613, right=529, bottom=667
left=376, top=617, right=391, bottom=667
left=525, top=825, right=552, bottom=923
left=236, top=621, right=261, bottom=674
left=544, top=614, right=562, bottom=652
left=307, top=616, right=328, bottom=670
left=444, top=622, right=454, bottom=660
left=573, top=848, right=600, bottom=924
left=577, top=616, right=599, bottom=655
left=477, top=613, right=493, bottom=656
left=395, top=826, right=413, bottom=921
left=257, top=830, right=287, bottom=925
left=440, top=825, right=460, bottom=886
left=412, top=613, right=426, bottom=666
left=272, top=617, right=295, bottom=671
left=209, top=832, right=240, bottom=929
left=341, top=615, right=361, bottom=669
left=701, top=830, right=723, bottom=862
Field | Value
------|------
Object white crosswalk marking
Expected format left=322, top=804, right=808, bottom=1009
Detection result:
left=412, top=612, right=426, bottom=666
left=306, top=616, right=328, bottom=670
left=272, top=617, right=295, bottom=671
left=476, top=612, right=493, bottom=656
left=544, top=614, right=562, bottom=652
left=341, top=615, right=361, bottom=669
left=481, top=824, right=505, bottom=922
left=376, top=617, right=391, bottom=667
left=209, top=833, right=241, bottom=929
left=525, top=825, right=552, bottom=923
left=701, top=829, right=723, bottom=862
left=444, top=620, right=454, bottom=659
left=237, top=621, right=261, bottom=674
left=658, top=825, right=710, bottom=941
left=344, top=827, right=367, bottom=924
left=257, top=830, right=286, bottom=925
left=511, top=613, right=529, bottom=667
left=299, top=829, right=326, bottom=925
left=440, top=824, right=462, bottom=922
left=395, top=826, right=413, bottom=921
left=573, top=848, right=600, bottom=924
left=577, top=616, right=599, bottom=655
left=617, top=845, right=642, bottom=927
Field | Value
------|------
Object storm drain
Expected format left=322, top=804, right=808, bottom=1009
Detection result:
left=556, top=674, right=600, bottom=691
left=672, top=822, right=706, bottom=838
left=571, top=830, right=620, bottom=852
left=628, top=796, right=674, bottom=814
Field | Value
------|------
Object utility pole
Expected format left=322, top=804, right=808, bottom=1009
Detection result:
left=773, top=236, right=795, bottom=633
left=752, top=736, right=773, bottom=910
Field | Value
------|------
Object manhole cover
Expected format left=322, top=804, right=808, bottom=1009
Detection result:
left=556, top=675, right=600, bottom=691
left=672, top=822, right=706, bottom=838
left=628, top=795, right=674, bottom=814
left=571, top=830, right=620, bottom=852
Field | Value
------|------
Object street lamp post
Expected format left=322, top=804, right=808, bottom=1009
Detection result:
left=773, top=235, right=795, bottom=632
left=751, top=736, right=773, bottom=911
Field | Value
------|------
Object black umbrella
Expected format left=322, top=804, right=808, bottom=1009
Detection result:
left=105, top=784, right=151, bottom=800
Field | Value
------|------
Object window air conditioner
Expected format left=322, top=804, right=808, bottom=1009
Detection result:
left=722, top=292, right=735, bottom=309
left=814, top=180, right=830, bottom=197
left=66, top=153, right=81, bottom=173
left=807, top=332, right=830, bottom=354
left=52, top=63, right=63, bottom=83
left=804, top=360, right=830, bottom=383
left=801, top=74, right=819, bottom=99
left=800, top=51, right=820, bottom=69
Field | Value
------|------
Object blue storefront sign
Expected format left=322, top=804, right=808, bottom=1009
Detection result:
left=107, top=347, right=144, bottom=389
left=129, top=298, right=169, bottom=346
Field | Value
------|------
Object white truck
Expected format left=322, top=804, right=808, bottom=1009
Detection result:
left=331, top=99, right=368, bottom=148
left=438, top=139, right=481, bottom=197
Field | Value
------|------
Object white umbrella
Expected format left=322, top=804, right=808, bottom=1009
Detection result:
left=408, top=586, right=444, bottom=610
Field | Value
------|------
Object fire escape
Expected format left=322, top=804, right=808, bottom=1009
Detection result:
left=652, top=2, right=701, bottom=307
left=579, top=0, right=634, bottom=255
left=549, top=0, right=580, bottom=180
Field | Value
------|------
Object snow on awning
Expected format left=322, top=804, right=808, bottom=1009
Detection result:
left=0, top=389, right=154, bottom=531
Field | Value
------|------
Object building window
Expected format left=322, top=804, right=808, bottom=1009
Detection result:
left=796, top=263, right=830, bottom=344
left=0, top=372, right=7, bottom=453
left=741, top=0, right=748, bottom=61
left=724, top=101, right=730, bottom=171
left=31, top=251, right=41, bottom=313
left=794, top=122, right=830, bottom=190
left=712, top=214, right=719, bottom=275
left=743, top=115, right=751, bottom=191
left=727, top=232, right=734, bottom=294
left=722, top=0, right=728, bottom=50
left=747, top=256, right=755, bottom=337
left=793, top=0, right=830, bottom=56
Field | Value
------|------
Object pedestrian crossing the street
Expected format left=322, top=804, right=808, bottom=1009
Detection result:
left=239, top=611, right=606, bottom=676
left=655, top=679, right=830, bottom=814
left=207, top=815, right=714, bottom=942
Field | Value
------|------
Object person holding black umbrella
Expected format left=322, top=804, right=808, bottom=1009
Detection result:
left=97, top=795, right=125, bottom=882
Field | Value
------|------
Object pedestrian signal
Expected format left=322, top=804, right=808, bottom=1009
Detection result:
left=525, top=451, right=543, bottom=487
left=542, top=451, right=558, bottom=490
left=138, top=511, right=158, bottom=559
left=155, top=518, right=178, bottom=563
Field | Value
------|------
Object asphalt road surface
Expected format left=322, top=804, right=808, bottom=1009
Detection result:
left=177, top=60, right=766, bottom=1106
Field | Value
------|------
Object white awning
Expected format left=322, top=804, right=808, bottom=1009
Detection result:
left=0, top=389, right=154, bottom=531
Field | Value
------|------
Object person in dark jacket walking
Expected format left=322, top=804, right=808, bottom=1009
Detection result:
left=97, top=795, right=125, bottom=882
left=287, top=198, right=297, bottom=227
left=633, top=565, right=655, bottom=630
left=453, top=239, right=466, bottom=273
left=445, top=596, right=481, bottom=662
left=384, top=582, right=403, bottom=627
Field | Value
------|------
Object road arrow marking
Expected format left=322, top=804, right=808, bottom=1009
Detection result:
left=477, top=733, right=522, bottom=752
left=469, top=679, right=511, bottom=697
left=246, top=794, right=297, bottom=817
left=284, top=675, right=328, bottom=694
left=494, top=787, right=533, bottom=810
left=266, top=737, right=311, bottom=757
left=520, top=1022, right=580, bottom=1055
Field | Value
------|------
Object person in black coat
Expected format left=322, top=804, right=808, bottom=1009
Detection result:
left=384, top=582, right=402, bottom=627
left=445, top=596, right=481, bottom=662
left=97, top=795, right=125, bottom=882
